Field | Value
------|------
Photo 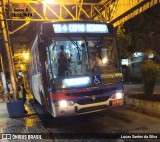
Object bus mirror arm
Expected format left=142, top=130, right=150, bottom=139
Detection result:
left=38, top=42, right=47, bottom=62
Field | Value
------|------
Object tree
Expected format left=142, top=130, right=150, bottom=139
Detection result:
left=141, top=50, right=160, bottom=96
left=116, top=4, right=160, bottom=96
left=124, top=4, right=160, bottom=53
left=116, top=24, right=132, bottom=58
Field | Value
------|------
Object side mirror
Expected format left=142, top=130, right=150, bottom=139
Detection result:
left=38, top=42, right=47, bottom=62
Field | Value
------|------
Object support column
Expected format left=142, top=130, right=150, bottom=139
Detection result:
left=0, top=0, right=17, bottom=100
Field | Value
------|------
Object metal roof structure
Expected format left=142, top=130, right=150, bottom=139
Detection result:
left=3, top=0, right=159, bottom=31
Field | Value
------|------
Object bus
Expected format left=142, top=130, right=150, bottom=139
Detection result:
left=27, top=21, right=124, bottom=117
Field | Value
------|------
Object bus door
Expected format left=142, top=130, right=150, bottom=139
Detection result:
left=38, top=43, right=53, bottom=113
left=42, top=60, right=53, bottom=113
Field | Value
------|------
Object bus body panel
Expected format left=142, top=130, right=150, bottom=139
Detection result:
left=31, top=74, right=43, bottom=105
left=49, top=79, right=124, bottom=117
left=50, top=83, right=123, bottom=117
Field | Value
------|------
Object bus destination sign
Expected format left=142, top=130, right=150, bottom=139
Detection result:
left=53, top=23, right=109, bottom=34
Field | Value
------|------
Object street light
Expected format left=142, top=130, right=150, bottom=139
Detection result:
left=43, top=0, right=55, bottom=4
left=20, top=65, right=24, bottom=69
left=22, top=52, right=30, bottom=61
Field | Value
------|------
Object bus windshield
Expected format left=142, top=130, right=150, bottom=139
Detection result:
left=48, top=37, right=119, bottom=78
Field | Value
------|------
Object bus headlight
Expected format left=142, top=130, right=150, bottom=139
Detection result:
left=59, top=100, right=68, bottom=107
left=116, top=90, right=123, bottom=99
left=55, top=100, right=75, bottom=107
left=116, top=91, right=123, bottom=99
left=111, top=90, right=123, bottom=99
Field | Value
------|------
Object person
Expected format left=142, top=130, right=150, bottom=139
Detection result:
left=7, top=81, right=13, bottom=101
left=0, top=81, right=5, bottom=102
left=19, top=83, right=28, bottom=114
left=57, top=45, right=69, bottom=76
left=18, top=84, right=23, bottom=100
left=92, top=52, right=103, bottom=73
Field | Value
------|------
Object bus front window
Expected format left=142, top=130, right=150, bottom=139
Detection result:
left=48, top=37, right=119, bottom=78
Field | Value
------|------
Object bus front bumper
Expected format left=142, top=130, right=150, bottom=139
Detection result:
left=51, top=98, right=124, bottom=117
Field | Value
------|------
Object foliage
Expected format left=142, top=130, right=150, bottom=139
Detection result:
left=141, top=50, right=160, bottom=96
left=117, top=4, right=160, bottom=58
left=116, top=24, right=132, bottom=58
left=116, top=5, right=160, bottom=95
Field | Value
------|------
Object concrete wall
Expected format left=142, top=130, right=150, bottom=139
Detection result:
left=125, top=96, right=160, bottom=116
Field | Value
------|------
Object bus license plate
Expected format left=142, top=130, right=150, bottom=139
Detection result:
left=112, top=99, right=123, bottom=105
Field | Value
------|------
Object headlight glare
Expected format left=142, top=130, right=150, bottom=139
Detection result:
left=111, top=90, right=123, bottom=99
left=116, top=91, right=123, bottom=99
left=59, top=100, right=68, bottom=107
left=55, top=100, right=75, bottom=107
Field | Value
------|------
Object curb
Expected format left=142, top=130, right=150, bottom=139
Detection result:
left=125, top=96, right=160, bottom=116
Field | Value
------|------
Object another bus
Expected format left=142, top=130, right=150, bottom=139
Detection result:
left=27, top=21, right=124, bottom=117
